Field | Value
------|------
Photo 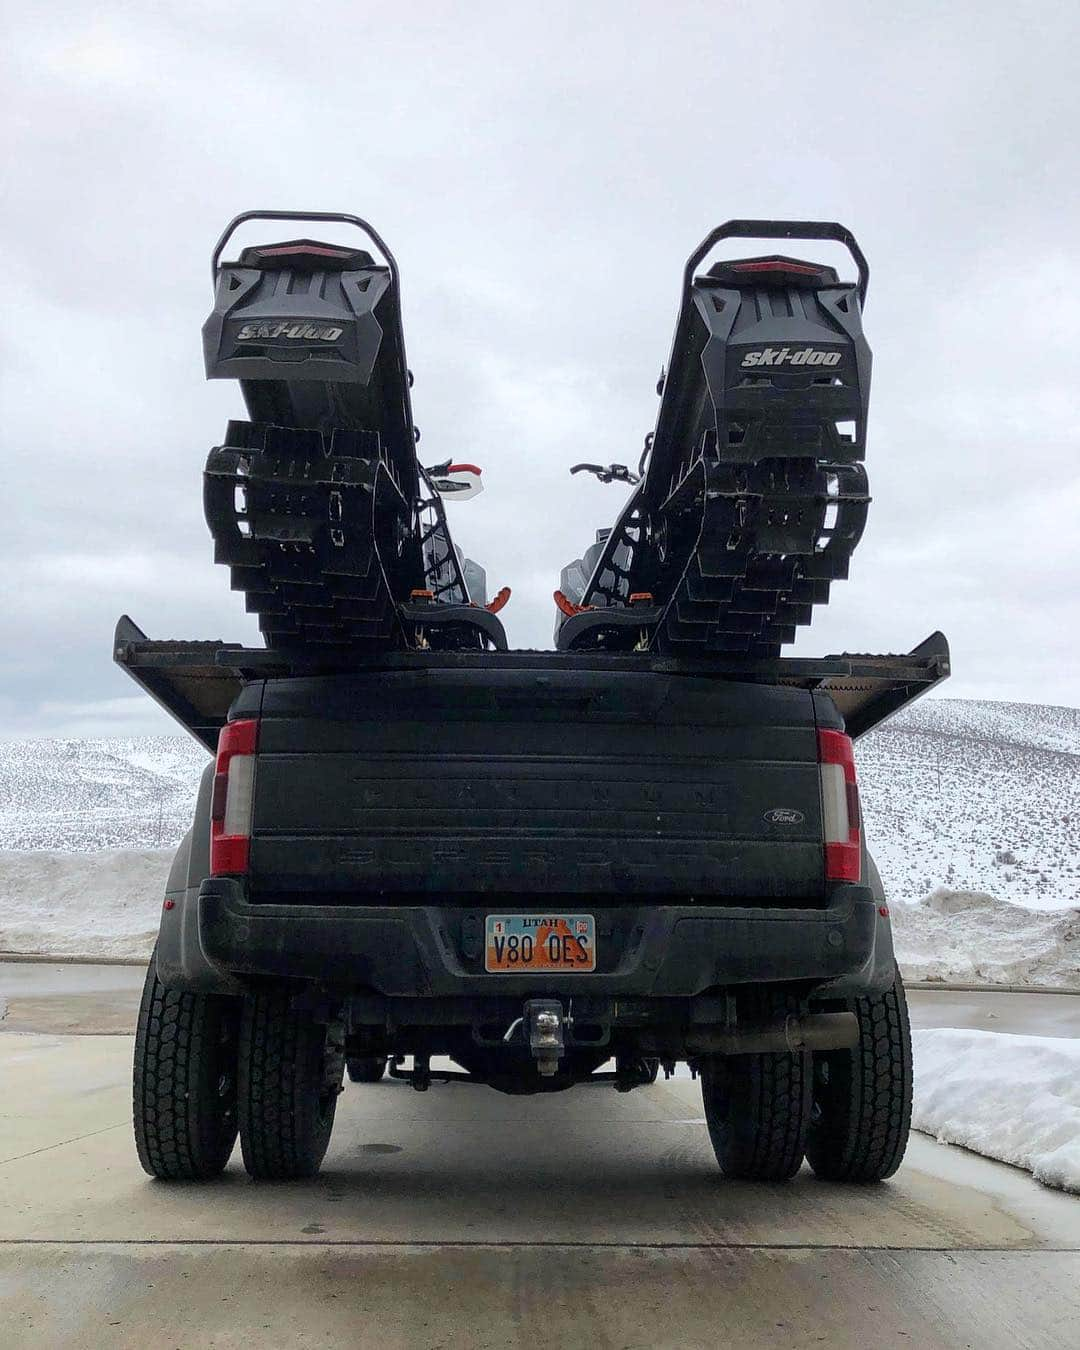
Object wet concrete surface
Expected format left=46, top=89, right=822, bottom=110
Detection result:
left=1, top=966, right=1078, bottom=1346
left=0, top=961, right=144, bottom=1035
left=907, top=986, right=1080, bottom=1038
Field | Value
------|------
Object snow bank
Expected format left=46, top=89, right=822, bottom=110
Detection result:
left=0, top=848, right=172, bottom=958
left=912, top=1028, right=1080, bottom=1193
left=892, top=889, right=1080, bottom=988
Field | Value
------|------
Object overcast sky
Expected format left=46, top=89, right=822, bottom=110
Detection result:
left=3, top=0, right=1078, bottom=740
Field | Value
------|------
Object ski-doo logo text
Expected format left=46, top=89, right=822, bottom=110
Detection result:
left=740, top=347, right=841, bottom=368
left=235, top=322, right=344, bottom=341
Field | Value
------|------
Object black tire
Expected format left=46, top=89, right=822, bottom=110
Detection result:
left=806, top=964, right=913, bottom=1183
left=700, top=987, right=812, bottom=1181
left=133, top=949, right=240, bottom=1181
left=238, top=988, right=344, bottom=1180
left=347, top=1054, right=388, bottom=1084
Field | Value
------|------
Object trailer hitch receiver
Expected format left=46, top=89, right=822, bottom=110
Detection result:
left=524, top=999, right=566, bottom=1077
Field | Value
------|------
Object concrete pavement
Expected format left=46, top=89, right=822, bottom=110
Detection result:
left=1, top=967, right=1079, bottom=1347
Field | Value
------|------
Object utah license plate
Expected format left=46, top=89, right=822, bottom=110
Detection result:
left=484, top=914, right=596, bottom=973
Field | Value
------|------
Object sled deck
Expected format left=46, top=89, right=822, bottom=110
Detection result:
left=202, top=211, right=495, bottom=656
left=113, top=616, right=948, bottom=752
left=559, top=221, right=873, bottom=657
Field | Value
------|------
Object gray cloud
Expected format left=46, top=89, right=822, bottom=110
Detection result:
left=2, top=0, right=1078, bottom=739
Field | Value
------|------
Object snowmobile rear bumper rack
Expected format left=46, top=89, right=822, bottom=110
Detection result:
left=681, top=219, right=869, bottom=308
left=211, top=209, right=401, bottom=288
left=113, top=617, right=947, bottom=751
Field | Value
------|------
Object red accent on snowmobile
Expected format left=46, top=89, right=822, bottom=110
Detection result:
left=554, top=590, right=597, bottom=618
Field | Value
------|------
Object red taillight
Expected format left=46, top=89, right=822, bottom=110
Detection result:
left=708, top=256, right=836, bottom=288
left=818, top=728, right=861, bottom=883
left=252, top=243, right=356, bottom=260
left=236, top=240, right=372, bottom=271
left=729, top=259, right=824, bottom=277
left=210, top=718, right=258, bottom=876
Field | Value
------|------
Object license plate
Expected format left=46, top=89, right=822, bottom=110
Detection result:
left=484, top=914, right=596, bottom=973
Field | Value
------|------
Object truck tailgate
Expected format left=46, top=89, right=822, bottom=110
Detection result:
left=240, top=668, right=829, bottom=901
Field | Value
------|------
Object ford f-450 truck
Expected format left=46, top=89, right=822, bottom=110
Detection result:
left=119, top=622, right=948, bottom=1184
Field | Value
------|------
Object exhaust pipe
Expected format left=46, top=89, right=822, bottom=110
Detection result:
left=641, top=1011, right=858, bottom=1057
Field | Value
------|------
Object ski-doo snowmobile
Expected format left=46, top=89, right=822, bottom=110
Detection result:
left=202, top=210, right=506, bottom=655
left=556, top=220, right=871, bottom=655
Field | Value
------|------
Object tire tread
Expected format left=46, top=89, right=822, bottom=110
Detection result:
left=807, top=966, right=912, bottom=1182
left=701, top=987, right=812, bottom=1181
left=132, top=955, right=237, bottom=1181
left=238, top=988, right=338, bottom=1179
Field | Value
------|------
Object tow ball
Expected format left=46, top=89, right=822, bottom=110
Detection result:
left=522, top=999, right=567, bottom=1077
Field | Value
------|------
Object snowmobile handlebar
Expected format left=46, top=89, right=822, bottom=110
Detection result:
left=686, top=219, right=869, bottom=308
left=571, top=463, right=641, bottom=486
left=210, top=210, right=401, bottom=290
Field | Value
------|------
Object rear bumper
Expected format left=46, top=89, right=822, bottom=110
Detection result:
left=194, top=878, right=891, bottom=998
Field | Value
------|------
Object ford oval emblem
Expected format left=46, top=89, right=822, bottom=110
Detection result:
left=764, top=808, right=805, bottom=825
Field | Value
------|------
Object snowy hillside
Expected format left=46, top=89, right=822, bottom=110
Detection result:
left=858, top=698, right=1080, bottom=909
left=0, top=736, right=206, bottom=851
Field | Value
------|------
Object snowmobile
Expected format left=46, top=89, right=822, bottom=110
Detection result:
left=557, top=221, right=871, bottom=655
left=202, top=210, right=507, bottom=655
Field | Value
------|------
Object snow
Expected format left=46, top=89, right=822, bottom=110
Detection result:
left=0, top=736, right=206, bottom=851
left=892, top=889, right=1080, bottom=988
left=0, top=848, right=172, bottom=958
left=858, top=697, right=1080, bottom=909
left=896, top=699, right=1080, bottom=757
left=912, top=1028, right=1080, bottom=1193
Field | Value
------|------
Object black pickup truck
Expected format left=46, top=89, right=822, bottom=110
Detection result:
left=118, top=619, right=948, bottom=1186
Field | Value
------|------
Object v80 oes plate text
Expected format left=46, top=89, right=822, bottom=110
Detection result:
left=484, top=914, right=596, bottom=973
